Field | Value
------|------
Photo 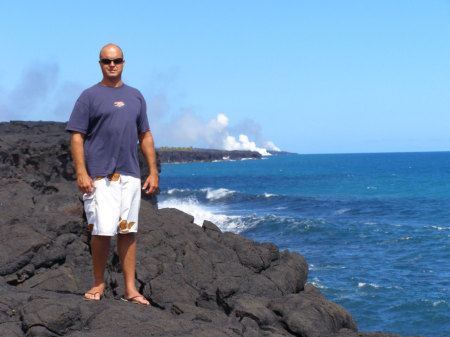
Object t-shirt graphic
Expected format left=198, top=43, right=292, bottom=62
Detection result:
left=114, top=101, right=125, bottom=108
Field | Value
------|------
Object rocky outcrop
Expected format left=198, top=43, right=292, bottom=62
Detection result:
left=0, top=122, right=418, bottom=336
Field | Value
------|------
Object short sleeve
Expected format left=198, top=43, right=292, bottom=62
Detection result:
left=66, top=97, right=90, bottom=134
left=137, top=95, right=150, bottom=134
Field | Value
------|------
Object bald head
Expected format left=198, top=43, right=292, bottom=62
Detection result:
left=98, top=43, right=125, bottom=87
left=99, top=43, right=124, bottom=59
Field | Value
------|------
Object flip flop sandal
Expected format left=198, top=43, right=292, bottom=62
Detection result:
left=84, top=292, right=102, bottom=301
left=121, top=295, right=149, bottom=306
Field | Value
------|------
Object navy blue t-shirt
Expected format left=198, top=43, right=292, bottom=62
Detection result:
left=66, top=83, right=150, bottom=179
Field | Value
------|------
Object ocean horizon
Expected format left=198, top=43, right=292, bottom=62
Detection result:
left=157, top=152, right=449, bottom=337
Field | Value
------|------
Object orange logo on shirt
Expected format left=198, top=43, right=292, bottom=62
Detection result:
left=114, top=101, right=125, bottom=108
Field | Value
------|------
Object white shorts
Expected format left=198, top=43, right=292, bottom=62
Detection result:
left=83, top=173, right=141, bottom=236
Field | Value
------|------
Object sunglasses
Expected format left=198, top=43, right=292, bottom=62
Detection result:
left=100, top=58, right=124, bottom=65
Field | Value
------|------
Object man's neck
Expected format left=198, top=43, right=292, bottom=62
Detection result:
left=100, top=78, right=123, bottom=87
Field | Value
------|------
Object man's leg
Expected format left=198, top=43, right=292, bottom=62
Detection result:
left=85, top=235, right=111, bottom=300
left=117, top=233, right=149, bottom=305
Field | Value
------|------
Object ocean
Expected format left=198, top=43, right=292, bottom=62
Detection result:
left=157, top=152, right=450, bottom=337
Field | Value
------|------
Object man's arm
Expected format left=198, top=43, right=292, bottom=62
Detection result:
left=71, top=132, right=95, bottom=193
left=139, top=131, right=159, bottom=194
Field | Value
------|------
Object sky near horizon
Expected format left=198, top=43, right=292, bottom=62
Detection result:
left=0, top=1, right=449, bottom=154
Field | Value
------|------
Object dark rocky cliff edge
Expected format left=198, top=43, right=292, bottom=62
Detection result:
left=0, top=122, right=419, bottom=337
left=157, top=148, right=262, bottom=163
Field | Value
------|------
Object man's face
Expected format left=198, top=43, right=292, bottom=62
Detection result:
left=99, top=46, right=124, bottom=80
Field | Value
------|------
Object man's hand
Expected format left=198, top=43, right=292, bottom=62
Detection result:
left=142, top=173, right=159, bottom=194
left=139, top=131, right=159, bottom=195
left=77, top=172, right=95, bottom=194
left=71, top=132, right=95, bottom=194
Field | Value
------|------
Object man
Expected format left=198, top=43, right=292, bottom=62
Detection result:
left=66, top=44, right=158, bottom=305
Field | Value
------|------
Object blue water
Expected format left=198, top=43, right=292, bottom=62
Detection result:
left=158, top=153, right=450, bottom=337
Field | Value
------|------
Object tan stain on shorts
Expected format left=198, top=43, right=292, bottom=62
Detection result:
left=118, top=220, right=135, bottom=234
left=119, top=219, right=128, bottom=231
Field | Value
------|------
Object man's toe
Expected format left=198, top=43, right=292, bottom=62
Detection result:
left=84, top=291, right=101, bottom=301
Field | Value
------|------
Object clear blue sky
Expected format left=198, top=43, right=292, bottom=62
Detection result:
left=1, top=1, right=449, bottom=154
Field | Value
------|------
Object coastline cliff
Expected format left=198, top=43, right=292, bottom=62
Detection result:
left=0, top=122, right=419, bottom=337
left=157, top=147, right=262, bottom=163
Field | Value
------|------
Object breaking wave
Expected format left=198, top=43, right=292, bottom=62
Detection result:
left=158, top=196, right=251, bottom=233
left=201, top=187, right=236, bottom=200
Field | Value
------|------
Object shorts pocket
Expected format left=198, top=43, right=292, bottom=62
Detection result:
left=83, top=190, right=96, bottom=224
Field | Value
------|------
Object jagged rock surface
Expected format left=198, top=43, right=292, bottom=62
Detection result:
left=0, top=122, right=418, bottom=336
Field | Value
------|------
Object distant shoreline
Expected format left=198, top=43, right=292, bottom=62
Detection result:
left=157, top=147, right=296, bottom=164
left=157, top=147, right=261, bottom=164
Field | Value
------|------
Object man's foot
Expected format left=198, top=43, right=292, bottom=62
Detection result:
left=84, top=285, right=104, bottom=301
left=121, top=293, right=149, bottom=306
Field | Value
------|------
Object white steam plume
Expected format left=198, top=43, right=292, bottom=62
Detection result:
left=151, top=108, right=280, bottom=155
left=223, top=134, right=271, bottom=156
left=264, top=141, right=281, bottom=152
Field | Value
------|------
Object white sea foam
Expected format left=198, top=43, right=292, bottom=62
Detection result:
left=363, top=222, right=377, bottom=226
left=158, top=196, right=250, bottom=233
left=334, top=208, right=351, bottom=215
left=358, top=282, right=380, bottom=289
left=167, top=188, right=189, bottom=195
left=433, top=300, right=447, bottom=307
left=310, top=277, right=328, bottom=290
left=264, top=193, right=276, bottom=198
left=430, top=225, right=450, bottom=231
left=201, top=187, right=235, bottom=200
